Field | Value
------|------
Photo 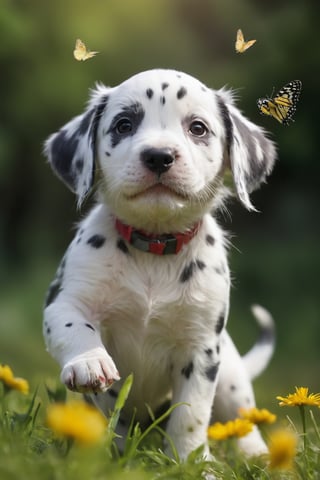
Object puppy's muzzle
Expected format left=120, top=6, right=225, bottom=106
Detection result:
left=141, top=148, right=175, bottom=176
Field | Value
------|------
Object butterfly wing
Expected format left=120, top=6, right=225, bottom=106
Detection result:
left=73, top=39, right=86, bottom=61
left=257, top=98, right=288, bottom=124
left=257, top=80, right=302, bottom=125
left=235, top=29, right=256, bottom=53
left=273, top=80, right=302, bottom=124
left=242, top=39, right=256, bottom=52
left=82, top=50, right=98, bottom=61
left=274, top=80, right=302, bottom=106
left=73, top=38, right=98, bottom=61
left=235, top=29, right=244, bottom=52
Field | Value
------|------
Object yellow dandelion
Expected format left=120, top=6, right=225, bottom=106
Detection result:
left=268, top=429, right=297, bottom=470
left=0, top=364, right=29, bottom=394
left=277, top=387, right=320, bottom=407
left=46, top=401, right=107, bottom=445
left=208, top=418, right=253, bottom=440
left=239, top=407, right=276, bottom=425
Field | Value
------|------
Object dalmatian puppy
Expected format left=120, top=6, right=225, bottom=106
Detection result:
left=43, top=69, right=276, bottom=461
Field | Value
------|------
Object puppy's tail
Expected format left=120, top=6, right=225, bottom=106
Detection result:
left=242, top=304, right=275, bottom=381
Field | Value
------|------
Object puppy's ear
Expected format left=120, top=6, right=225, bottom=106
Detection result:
left=44, top=86, right=109, bottom=205
left=217, top=89, right=276, bottom=210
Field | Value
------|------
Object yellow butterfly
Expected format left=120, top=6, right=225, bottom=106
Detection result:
left=235, top=29, right=256, bottom=53
left=257, top=80, right=302, bottom=125
left=73, top=39, right=98, bottom=61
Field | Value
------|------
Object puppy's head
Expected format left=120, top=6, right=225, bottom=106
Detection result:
left=45, top=69, right=276, bottom=232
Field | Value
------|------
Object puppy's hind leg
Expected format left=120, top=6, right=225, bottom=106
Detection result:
left=212, top=307, right=275, bottom=457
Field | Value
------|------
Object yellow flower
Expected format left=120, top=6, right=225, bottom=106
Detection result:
left=208, top=418, right=253, bottom=440
left=268, top=429, right=297, bottom=470
left=239, top=407, right=277, bottom=425
left=277, top=387, right=320, bottom=407
left=46, top=401, right=107, bottom=445
left=0, top=364, right=29, bottom=394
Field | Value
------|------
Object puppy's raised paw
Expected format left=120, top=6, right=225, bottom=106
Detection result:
left=61, top=347, right=120, bottom=393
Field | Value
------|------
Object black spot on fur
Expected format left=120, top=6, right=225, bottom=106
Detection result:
left=75, top=157, right=84, bottom=173
left=258, top=326, right=275, bottom=345
left=87, top=234, right=106, bottom=249
left=205, top=348, right=213, bottom=357
left=160, top=96, right=166, bottom=105
left=180, top=260, right=206, bottom=282
left=180, top=261, right=196, bottom=282
left=85, top=323, right=95, bottom=331
left=105, top=151, right=111, bottom=157
left=161, top=82, right=169, bottom=90
left=45, top=256, right=66, bottom=306
left=217, top=96, right=233, bottom=156
left=215, top=311, right=225, bottom=334
left=89, top=95, right=109, bottom=171
left=181, top=361, right=194, bottom=379
left=177, top=86, right=187, bottom=99
left=45, top=281, right=62, bottom=307
left=117, top=238, right=129, bottom=254
left=214, top=266, right=223, bottom=276
left=50, top=130, right=79, bottom=190
left=146, top=88, right=154, bottom=99
left=196, top=259, right=206, bottom=270
left=76, top=230, right=83, bottom=244
left=46, top=327, right=51, bottom=335
left=65, top=322, right=73, bottom=327
left=206, top=235, right=215, bottom=246
left=216, top=344, right=220, bottom=355
left=79, top=108, right=94, bottom=135
left=230, top=384, right=236, bottom=391
left=205, top=363, right=219, bottom=382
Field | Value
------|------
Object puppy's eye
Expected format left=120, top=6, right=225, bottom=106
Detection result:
left=189, top=120, right=208, bottom=137
left=115, top=118, right=132, bottom=134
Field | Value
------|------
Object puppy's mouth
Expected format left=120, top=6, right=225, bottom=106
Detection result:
left=127, top=182, right=189, bottom=201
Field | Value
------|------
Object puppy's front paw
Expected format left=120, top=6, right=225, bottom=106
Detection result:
left=61, top=348, right=120, bottom=393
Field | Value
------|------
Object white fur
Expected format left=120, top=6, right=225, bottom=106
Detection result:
left=44, top=69, right=276, bottom=461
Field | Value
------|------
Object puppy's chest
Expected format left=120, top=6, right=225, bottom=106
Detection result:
left=94, top=245, right=230, bottom=339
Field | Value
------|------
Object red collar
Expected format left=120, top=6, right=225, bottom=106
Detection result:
left=115, top=218, right=202, bottom=255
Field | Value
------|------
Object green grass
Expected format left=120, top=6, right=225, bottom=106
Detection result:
left=1, top=371, right=320, bottom=480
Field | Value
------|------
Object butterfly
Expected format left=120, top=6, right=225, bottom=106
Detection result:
left=73, top=39, right=98, bottom=61
left=257, top=80, right=302, bottom=125
left=235, top=29, right=256, bottom=53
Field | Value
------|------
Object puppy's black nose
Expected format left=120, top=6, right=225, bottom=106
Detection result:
left=141, top=148, right=175, bottom=175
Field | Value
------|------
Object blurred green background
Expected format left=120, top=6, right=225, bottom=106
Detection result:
left=0, top=0, right=319, bottom=412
